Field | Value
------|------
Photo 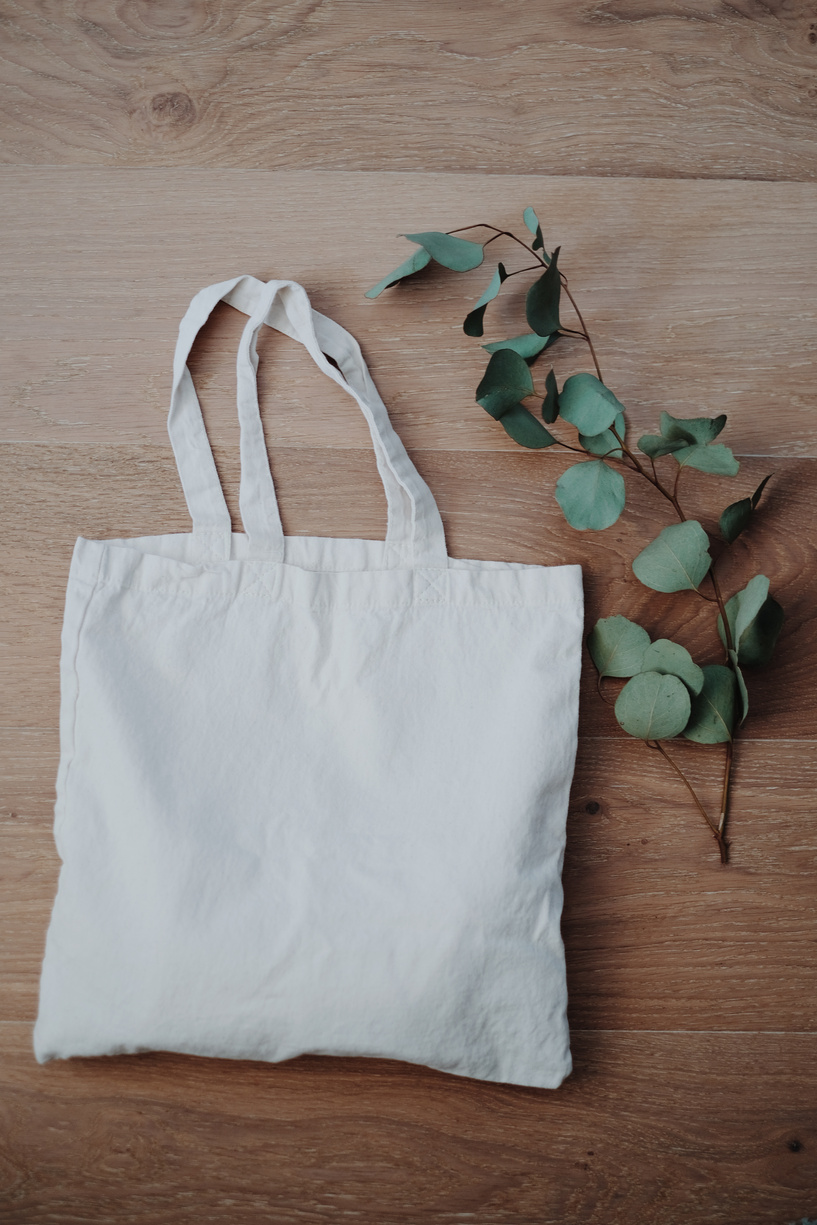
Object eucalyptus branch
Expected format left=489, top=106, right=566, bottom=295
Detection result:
left=366, top=210, right=784, bottom=865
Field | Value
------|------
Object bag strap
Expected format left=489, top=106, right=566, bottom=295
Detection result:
left=167, top=275, right=448, bottom=568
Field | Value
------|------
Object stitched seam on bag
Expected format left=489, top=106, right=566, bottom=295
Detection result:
left=56, top=551, right=104, bottom=841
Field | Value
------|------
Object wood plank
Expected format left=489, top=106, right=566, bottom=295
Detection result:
left=4, top=731, right=815, bottom=1030
left=0, top=1023, right=815, bottom=1225
left=1, top=170, right=816, bottom=456
left=1, top=444, right=813, bottom=738
left=1, top=3, right=816, bottom=183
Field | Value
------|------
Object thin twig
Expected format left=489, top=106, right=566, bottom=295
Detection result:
left=650, top=741, right=729, bottom=863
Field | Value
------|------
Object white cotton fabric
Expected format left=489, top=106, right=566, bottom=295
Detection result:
left=34, top=276, right=583, bottom=1088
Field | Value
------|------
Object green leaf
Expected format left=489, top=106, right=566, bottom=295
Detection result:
left=463, top=264, right=508, bottom=337
left=365, top=247, right=432, bottom=298
left=580, top=411, right=626, bottom=458
left=555, top=460, right=626, bottom=531
left=637, top=434, right=688, bottom=459
left=640, top=639, right=704, bottom=696
left=674, top=443, right=740, bottom=476
left=719, top=576, right=784, bottom=666
left=476, top=349, right=535, bottom=418
left=587, top=615, right=651, bottom=679
left=482, top=333, right=554, bottom=360
left=497, top=404, right=557, bottom=449
left=523, top=206, right=546, bottom=255
left=542, top=368, right=559, bottom=424
left=751, top=473, right=773, bottom=508
left=737, top=597, right=784, bottom=666
left=660, top=411, right=727, bottom=445
left=615, top=672, right=692, bottom=740
left=525, top=246, right=561, bottom=335
left=729, top=650, right=749, bottom=723
left=403, top=231, right=484, bottom=272
left=632, top=521, right=711, bottom=593
left=719, top=474, right=773, bottom=543
left=559, top=374, right=625, bottom=436
left=719, top=497, right=752, bottom=543
left=683, top=664, right=737, bottom=744
left=523, top=206, right=539, bottom=236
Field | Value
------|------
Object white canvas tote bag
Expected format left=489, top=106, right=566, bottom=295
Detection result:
left=34, top=275, right=584, bottom=1088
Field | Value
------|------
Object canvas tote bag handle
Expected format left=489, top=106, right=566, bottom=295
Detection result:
left=168, top=275, right=449, bottom=568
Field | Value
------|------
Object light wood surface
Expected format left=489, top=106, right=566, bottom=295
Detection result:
left=1, top=2, right=816, bottom=182
left=2, top=5, right=816, bottom=1223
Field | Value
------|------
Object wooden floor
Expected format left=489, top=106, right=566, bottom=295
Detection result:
left=2, top=6, right=816, bottom=1224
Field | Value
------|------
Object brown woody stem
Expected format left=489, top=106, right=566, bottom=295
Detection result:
left=650, top=741, right=729, bottom=863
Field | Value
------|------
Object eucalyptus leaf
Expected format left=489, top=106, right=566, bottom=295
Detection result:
left=683, top=664, right=737, bottom=744
left=717, top=574, right=780, bottom=662
left=542, top=368, right=559, bottom=424
left=729, top=650, right=749, bottom=723
left=632, top=520, right=711, bottom=593
left=525, top=246, right=561, bottom=335
left=580, top=411, right=626, bottom=458
left=719, top=497, right=752, bottom=543
left=615, top=671, right=692, bottom=740
left=560, top=373, right=625, bottom=436
left=555, top=460, right=626, bottom=531
left=587, top=615, right=651, bottom=679
left=403, top=231, right=484, bottom=272
left=523, top=206, right=546, bottom=255
left=637, top=434, right=688, bottom=459
left=640, top=639, right=704, bottom=696
left=497, top=404, right=557, bottom=448
left=482, top=333, right=554, bottom=360
left=719, top=474, right=773, bottom=543
left=660, top=411, right=727, bottom=445
left=476, top=349, right=534, bottom=419
left=365, top=248, right=432, bottom=298
left=674, top=443, right=740, bottom=476
left=730, top=593, right=784, bottom=666
left=463, top=263, right=508, bottom=336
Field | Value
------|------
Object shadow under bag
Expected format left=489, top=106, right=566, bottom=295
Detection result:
left=34, top=276, right=583, bottom=1088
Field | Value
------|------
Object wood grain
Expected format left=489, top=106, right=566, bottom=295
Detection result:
left=0, top=1023, right=815, bottom=1225
left=3, top=731, right=815, bottom=1032
left=2, top=170, right=816, bottom=456
left=1, top=2, right=817, bottom=183
left=2, top=443, right=813, bottom=738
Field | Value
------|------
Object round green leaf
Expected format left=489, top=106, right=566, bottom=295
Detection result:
left=660, top=412, right=727, bottom=445
left=587, top=615, right=651, bottom=679
left=476, top=349, right=535, bottom=419
left=525, top=247, right=561, bottom=335
left=580, top=411, right=626, bottom=458
left=365, top=248, right=432, bottom=298
left=555, top=460, right=626, bottom=531
left=482, top=333, right=553, bottom=360
left=673, top=443, right=740, bottom=476
left=615, top=672, right=692, bottom=740
left=632, top=521, right=711, bottom=593
left=683, top=664, right=737, bottom=744
left=403, top=231, right=484, bottom=272
left=497, top=404, right=556, bottom=449
left=640, top=639, right=704, bottom=696
left=559, top=374, right=625, bottom=436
